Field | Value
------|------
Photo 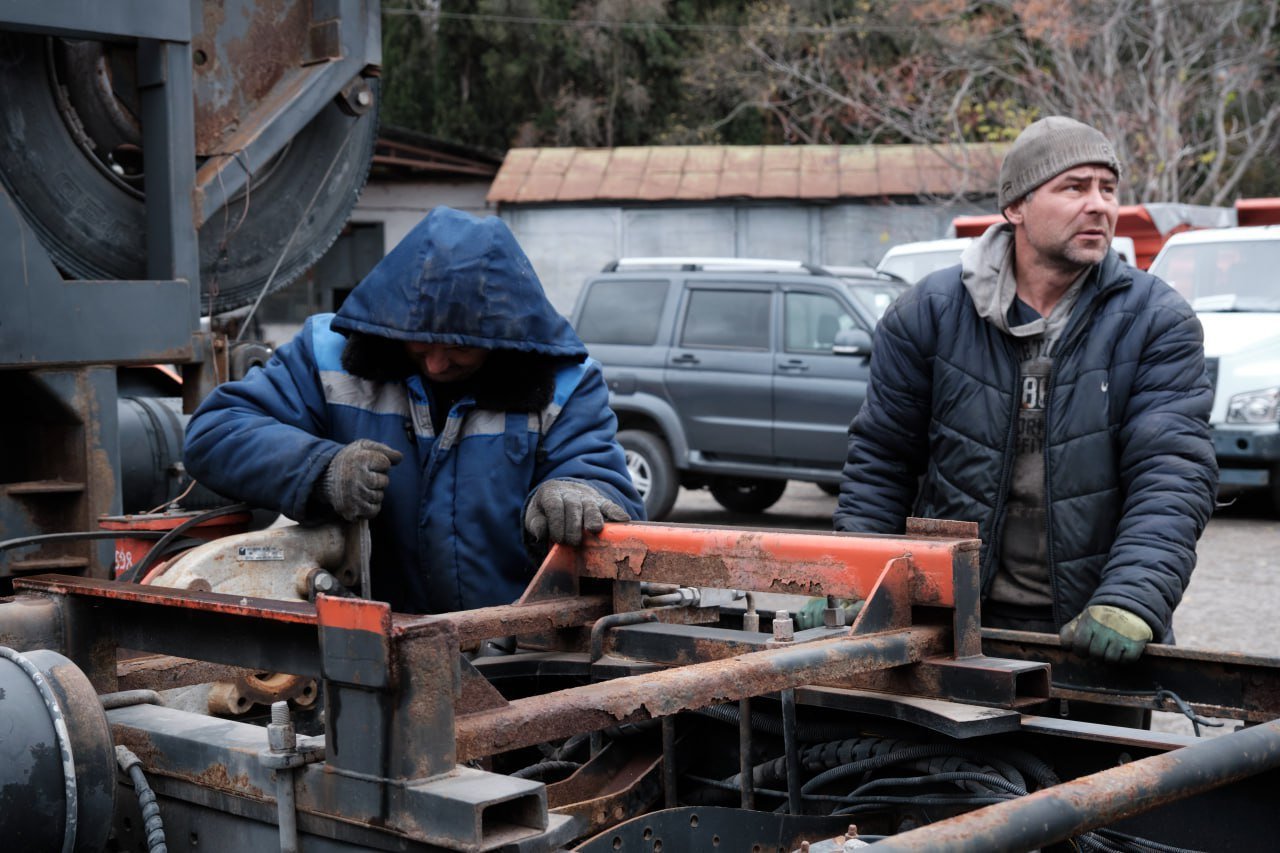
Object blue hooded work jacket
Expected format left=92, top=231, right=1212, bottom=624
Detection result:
left=184, top=208, right=642, bottom=614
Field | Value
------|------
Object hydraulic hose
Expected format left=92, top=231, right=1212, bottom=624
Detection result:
left=116, top=745, right=168, bottom=853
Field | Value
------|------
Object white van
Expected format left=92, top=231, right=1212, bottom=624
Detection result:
left=1147, top=227, right=1280, bottom=511
left=877, top=236, right=1138, bottom=285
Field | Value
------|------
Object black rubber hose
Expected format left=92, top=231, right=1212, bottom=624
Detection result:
left=694, top=701, right=861, bottom=743
left=0, top=530, right=171, bottom=552
left=118, top=503, right=250, bottom=583
left=510, top=760, right=581, bottom=782
left=116, top=746, right=167, bottom=853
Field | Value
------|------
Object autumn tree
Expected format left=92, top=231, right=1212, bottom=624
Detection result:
left=685, top=0, right=1280, bottom=204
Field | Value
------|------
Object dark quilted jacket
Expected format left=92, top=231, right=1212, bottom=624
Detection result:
left=833, top=252, right=1216, bottom=640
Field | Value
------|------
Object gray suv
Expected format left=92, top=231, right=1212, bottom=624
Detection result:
left=570, top=258, right=906, bottom=519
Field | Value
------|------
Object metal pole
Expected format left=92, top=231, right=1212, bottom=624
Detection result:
left=661, top=716, right=678, bottom=808
left=781, top=688, right=802, bottom=815
left=872, top=717, right=1280, bottom=853
left=739, top=697, right=754, bottom=809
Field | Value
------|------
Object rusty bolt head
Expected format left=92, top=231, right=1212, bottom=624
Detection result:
left=772, top=610, right=795, bottom=643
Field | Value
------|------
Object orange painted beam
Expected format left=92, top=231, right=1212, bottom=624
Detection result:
left=570, top=523, right=978, bottom=607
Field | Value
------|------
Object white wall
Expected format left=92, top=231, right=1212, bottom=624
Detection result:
left=352, top=180, right=493, bottom=253
left=501, top=199, right=992, bottom=315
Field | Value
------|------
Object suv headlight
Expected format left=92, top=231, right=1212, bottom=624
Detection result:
left=1226, top=387, right=1280, bottom=424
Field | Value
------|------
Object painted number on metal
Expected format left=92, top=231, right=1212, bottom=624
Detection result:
left=237, top=546, right=285, bottom=562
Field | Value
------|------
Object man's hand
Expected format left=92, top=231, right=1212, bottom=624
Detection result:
left=320, top=439, right=403, bottom=521
left=1060, top=605, right=1153, bottom=663
left=794, top=596, right=864, bottom=630
left=525, top=480, right=630, bottom=546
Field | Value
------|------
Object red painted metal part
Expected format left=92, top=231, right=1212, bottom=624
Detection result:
left=565, top=522, right=976, bottom=606
left=98, top=511, right=252, bottom=578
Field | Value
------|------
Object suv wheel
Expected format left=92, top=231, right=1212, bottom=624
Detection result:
left=710, top=479, right=787, bottom=514
left=618, top=430, right=678, bottom=521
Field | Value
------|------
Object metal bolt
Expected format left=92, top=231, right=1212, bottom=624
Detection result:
left=355, top=88, right=372, bottom=107
left=772, top=610, right=795, bottom=643
left=313, top=572, right=336, bottom=593
left=267, top=701, right=296, bottom=753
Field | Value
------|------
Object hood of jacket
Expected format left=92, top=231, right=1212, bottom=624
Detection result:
left=960, top=222, right=1124, bottom=338
left=960, top=222, right=1040, bottom=337
left=330, top=206, right=587, bottom=359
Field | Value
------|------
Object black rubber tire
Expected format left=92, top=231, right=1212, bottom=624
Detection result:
left=618, top=429, right=679, bottom=521
left=710, top=478, right=788, bottom=513
left=818, top=481, right=841, bottom=496
left=0, top=32, right=378, bottom=314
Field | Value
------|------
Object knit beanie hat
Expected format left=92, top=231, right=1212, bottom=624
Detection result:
left=998, top=117, right=1121, bottom=210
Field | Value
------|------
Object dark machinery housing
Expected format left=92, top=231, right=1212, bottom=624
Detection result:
left=5, top=4, right=1280, bottom=853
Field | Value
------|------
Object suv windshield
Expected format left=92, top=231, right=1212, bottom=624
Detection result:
left=1150, top=240, right=1280, bottom=312
left=877, top=249, right=965, bottom=284
left=843, top=280, right=908, bottom=321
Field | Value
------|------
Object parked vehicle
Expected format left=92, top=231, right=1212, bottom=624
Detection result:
left=875, top=237, right=972, bottom=284
left=876, top=235, right=1138, bottom=285
left=570, top=257, right=906, bottom=519
left=1147, top=226, right=1280, bottom=512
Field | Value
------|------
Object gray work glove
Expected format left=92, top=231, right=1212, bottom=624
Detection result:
left=524, top=479, right=630, bottom=546
left=1060, top=604, right=1153, bottom=664
left=320, top=439, right=403, bottom=521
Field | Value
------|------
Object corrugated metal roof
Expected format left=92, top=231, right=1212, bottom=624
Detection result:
left=487, top=143, right=1007, bottom=204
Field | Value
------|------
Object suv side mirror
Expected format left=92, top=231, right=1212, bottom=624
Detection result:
left=832, top=328, right=872, bottom=356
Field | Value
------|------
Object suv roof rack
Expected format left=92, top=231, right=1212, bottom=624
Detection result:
left=602, top=257, right=831, bottom=275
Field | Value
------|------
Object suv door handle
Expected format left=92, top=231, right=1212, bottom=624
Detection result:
left=777, top=359, right=809, bottom=372
left=671, top=353, right=700, bottom=366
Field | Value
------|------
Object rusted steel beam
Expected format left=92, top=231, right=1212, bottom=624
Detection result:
left=116, top=654, right=248, bottom=692
left=15, top=574, right=317, bottom=623
left=872, top=717, right=1280, bottom=853
left=455, top=626, right=949, bottom=761
left=984, top=628, right=1280, bottom=722
left=570, top=523, right=978, bottom=606
left=394, top=595, right=613, bottom=647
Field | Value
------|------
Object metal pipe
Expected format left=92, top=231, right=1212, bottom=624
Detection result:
left=590, top=611, right=660, bottom=663
left=739, top=697, right=754, bottom=809
left=100, top=690, right=164, bottom=710
left=872, top=717, right=1280, bottom=853
left=781, top=688, right=802, bottom=815
left=456, top=626, right=945, bottom=761
left=661, top=716, right=678, bottom=808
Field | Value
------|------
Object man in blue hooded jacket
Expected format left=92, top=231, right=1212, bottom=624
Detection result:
left=834, top=118, right=1216, bottom=668
left=184, top=207, right=643, bottom=615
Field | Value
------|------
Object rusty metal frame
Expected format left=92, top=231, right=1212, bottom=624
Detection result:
left=7, top=520, right=1280, bottom=850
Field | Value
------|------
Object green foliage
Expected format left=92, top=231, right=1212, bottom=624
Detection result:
left=379, top=0, right=1280, bottom=202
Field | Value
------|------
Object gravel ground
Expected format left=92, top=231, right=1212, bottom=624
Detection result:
left=666, top=482, right=1280, bottom=736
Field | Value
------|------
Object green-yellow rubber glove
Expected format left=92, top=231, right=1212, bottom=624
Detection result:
left=794, top=596, right=864, bottom=630
left=1060, top=605, right=1153, bottom=664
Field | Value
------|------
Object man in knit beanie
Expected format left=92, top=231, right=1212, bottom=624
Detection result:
left=836, top=118, right=1215, bottom=715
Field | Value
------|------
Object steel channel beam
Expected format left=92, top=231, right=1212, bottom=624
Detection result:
left=983, top=628, right=1280, bottom=722
left=872, top=717, right=1280, bottom=853
left=0, top=1, right=191, bottom=41
left=15, top=575, right=322, bottom=676
left=455, top=626, right=949, bottom=761
left=137, top=37, right=201, bottom=323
